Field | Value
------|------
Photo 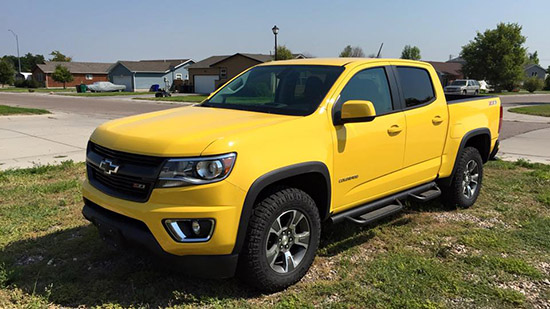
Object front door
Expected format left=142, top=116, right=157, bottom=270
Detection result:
left=332, top=66, right=406, bottom=212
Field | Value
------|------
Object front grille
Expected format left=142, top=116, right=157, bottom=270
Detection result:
left=89, top=142, right=165, bottom=166
left=87, top=142, right=165, bottom=202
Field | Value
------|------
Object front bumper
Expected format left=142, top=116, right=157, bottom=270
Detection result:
left=82, top=177, right=247, bottom=256
left=82, top=199, right=238, bottom=278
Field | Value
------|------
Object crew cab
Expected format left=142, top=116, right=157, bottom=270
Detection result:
left=82, top=58, right=502, bottom=292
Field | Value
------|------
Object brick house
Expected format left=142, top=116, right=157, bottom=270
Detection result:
left=33, top=61, right=113, bottom=88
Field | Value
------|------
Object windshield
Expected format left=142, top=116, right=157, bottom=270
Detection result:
left=450, top=80, right=467, bottom=86
left=202, top=65, right=344, bottom=116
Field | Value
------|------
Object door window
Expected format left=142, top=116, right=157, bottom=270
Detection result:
left=396, top=67, right=435, bottom=108
left=338, top=67, right=393, bottom=115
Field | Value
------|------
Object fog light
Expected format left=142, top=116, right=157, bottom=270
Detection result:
left=192, top=220, right=201, bottom=235
left=164, top=219, right=215, bottom=243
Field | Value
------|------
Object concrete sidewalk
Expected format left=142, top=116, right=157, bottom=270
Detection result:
left=499, top=105, right=550, bottom=164
left=0, top=112, right=108, bottom=170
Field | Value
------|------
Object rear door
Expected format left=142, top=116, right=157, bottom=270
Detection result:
left=332, top=64, right=406, bottom=211
left=392, top=64, right=448, bottom=180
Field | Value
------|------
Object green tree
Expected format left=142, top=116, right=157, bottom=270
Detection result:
left=51, top=65, right=73, bottom=88
left=339, top=45, right=365, bottom=57
left=527, top=51, right=539, bottom=65
left=400, top=45, right=421, bottom=60
left=0, top=59, right=15, bottom=86
left=49, top=50, right=72, bottom=62
left=275, top=45, right=293, bottom=60
left=461, top=23, right=526, bottom=92
left=0, top=59, right=15, bottom=87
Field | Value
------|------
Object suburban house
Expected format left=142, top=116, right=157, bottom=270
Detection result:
left=188, top=53, right=307, bottom=94
left=108, top=59, right=194, bottom=92
left=32, top=61, right=113, bottom=88
left=524, top=64, right=546, bottom=80
left=426, top=61, right=464, bottom=86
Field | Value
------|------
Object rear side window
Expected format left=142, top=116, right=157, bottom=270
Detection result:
left=339, top=67, right=393, bottom=114
left=396, top=67, right=435, bottom=108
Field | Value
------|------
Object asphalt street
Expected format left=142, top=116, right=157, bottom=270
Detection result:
left=1, top=92, right=549, bottom=169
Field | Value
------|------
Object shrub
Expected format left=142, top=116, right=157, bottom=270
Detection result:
left=14, top=79, right=27, bottom=88
left=27, top=79, right=41, bottom=88
left=544, top=76, right=550, bottom=91
left=523, top=77, right=544, bottom=93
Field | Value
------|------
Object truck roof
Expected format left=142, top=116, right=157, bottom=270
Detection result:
left=257, top=58, right=429, bottom=67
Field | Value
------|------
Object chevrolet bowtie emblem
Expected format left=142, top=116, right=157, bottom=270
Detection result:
left=99, top=159, right=120, bottom=175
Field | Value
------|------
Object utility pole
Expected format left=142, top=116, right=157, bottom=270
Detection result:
left=8, top=29, right=21, bottom=73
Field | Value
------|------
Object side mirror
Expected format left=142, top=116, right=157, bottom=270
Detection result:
left=338, top=100, right=376, bottom=124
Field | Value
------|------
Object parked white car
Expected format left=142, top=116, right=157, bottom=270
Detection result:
left=87, top=82, right=126, bottom=92
left=444, top=79, right=480, bottom=95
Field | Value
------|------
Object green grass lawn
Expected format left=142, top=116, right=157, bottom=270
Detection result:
left=0, top=88, right=75, bottom=93
left=1, top=160, right=549, bottom=308
left=509, top=104, right=550, bottom=117
left=0, top=105, right=50, bottom=116
left=133, top=95, right=208, bottom=103
left=59, top=92, right=153, bottom=97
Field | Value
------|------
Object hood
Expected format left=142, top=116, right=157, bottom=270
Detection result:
left=90, top=105, right=295, bottom=156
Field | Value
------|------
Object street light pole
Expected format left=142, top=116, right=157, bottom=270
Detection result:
left=8, top=29, right=21, bottom=73
left=272, top=25, right=279, bottom=61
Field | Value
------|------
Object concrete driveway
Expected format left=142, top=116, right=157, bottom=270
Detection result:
left=0, top=92, right=184, bottom=170
left=1, top=92, right=550, bottom=170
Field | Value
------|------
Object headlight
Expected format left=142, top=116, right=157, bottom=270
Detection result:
left=156, top=153, right=236, bottom=188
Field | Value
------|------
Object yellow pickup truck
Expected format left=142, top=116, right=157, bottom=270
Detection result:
left=82, top=58, right=502, bottom=291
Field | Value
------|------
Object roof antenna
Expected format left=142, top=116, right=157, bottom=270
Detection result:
left=376, top=43, right=384, bottom=58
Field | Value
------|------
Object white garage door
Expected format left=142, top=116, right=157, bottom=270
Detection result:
left=112, top=75, right=133, bottom=92
left=194, top=75, right=218, bottom=94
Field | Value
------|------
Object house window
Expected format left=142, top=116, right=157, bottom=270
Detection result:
left=531, top=72, right=538, bottom=77
left=220, top=68, right=227, bottom=79
left=175, top=73, right=183, bottom=80
left=85, top=74, right=93, bottom=80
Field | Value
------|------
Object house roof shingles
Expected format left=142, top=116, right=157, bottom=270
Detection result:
left=36, top=61, right=114, bottom=74
left=188, top=53, right=310, bottom=70
left=118, top=59, right=192, bottom=73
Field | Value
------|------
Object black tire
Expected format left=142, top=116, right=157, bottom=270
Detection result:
left=474, top=90, right=479, bottom=95
left=441, top=147, right=483, bottom=208
left=238, top=187, right=321, bottom=292
left=462, top=90, right=467, bottom=95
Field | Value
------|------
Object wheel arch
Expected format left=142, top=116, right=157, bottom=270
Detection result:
left=439, top=128, right=491, bottom=186
left=231, top=162, right=331, bottom=254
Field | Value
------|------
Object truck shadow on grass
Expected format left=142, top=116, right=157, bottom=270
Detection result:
left=0, top=200, right=451, bottom=307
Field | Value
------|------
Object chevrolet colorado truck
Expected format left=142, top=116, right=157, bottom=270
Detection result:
left=82, top=58, right=502, bottom=292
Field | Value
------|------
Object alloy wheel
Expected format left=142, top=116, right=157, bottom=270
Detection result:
left=265, top=209, right=311, bottom=273
left=462, top=159, right=479, bottom=199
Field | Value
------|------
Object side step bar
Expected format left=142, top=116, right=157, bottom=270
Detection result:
left=346, top=200, right=403, bottom=226
left=330, top=182, right=440, bottom=225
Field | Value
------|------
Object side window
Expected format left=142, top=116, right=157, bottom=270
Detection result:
left=396, top=67, right=435, bottom=108
left=339, top=67, right=393, bottom=114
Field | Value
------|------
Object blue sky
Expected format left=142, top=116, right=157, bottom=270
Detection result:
left=1, top=0, right=549, bottom=68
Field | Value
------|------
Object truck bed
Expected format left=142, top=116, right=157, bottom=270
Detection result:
left=445, top=94, right=498, bottom=104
